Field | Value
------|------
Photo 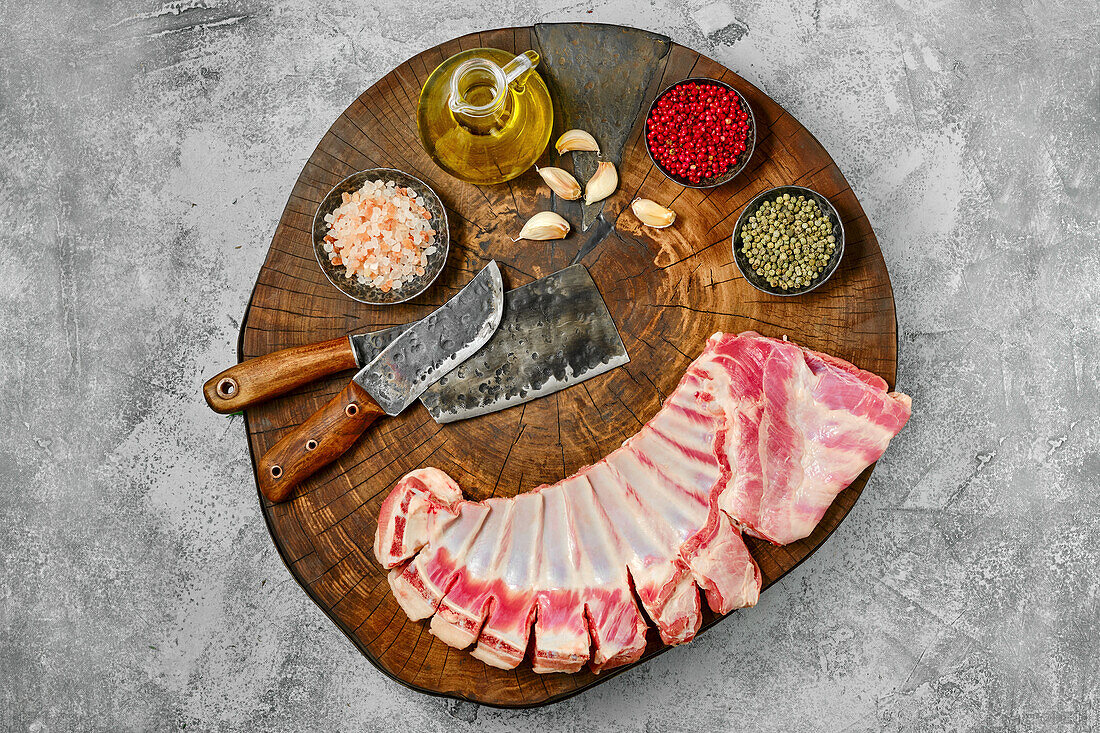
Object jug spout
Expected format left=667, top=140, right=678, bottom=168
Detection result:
left=447, top=50, right=540, bottom=119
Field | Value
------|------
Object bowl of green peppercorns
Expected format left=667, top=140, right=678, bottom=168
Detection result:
left=732, top=185, right=845, bottom=296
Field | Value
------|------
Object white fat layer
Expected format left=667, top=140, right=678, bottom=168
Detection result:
left=536, top=484, right=578, bottom=591
left=388, top=567, right=436, bottom=621
left=566, top=475, right=627, bottom=587
left=430, top=614, right=477, bottom=649
left=586, top=460, right=678, bottom=568
left=606, top=440, right=709, bottom=545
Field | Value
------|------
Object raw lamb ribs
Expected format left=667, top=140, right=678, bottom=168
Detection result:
left=374, top=331, right=912, bottom=673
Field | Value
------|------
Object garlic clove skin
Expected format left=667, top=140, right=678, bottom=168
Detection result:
left=584, top=161, right=618, bottom=205
left=555, top=129, right=600, bottom=154
left=536, top=166, right=582, bottom=200
left=631, top=198, right=676, bottom=228
left=513, top=211, right=571, bottom=241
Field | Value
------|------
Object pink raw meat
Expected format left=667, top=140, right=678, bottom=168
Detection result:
left=374, top=332, right=911, bottom=673
left=712, top=334, right=912, bottom=544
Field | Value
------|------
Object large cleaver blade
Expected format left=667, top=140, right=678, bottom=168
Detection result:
left=420, top=264, right=628, bottom=424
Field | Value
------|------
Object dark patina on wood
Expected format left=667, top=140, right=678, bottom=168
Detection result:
left=237, top=23, right=899, bottom=708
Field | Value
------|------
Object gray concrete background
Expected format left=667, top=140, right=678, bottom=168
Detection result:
left=1, top=0, right=1096, bottom=730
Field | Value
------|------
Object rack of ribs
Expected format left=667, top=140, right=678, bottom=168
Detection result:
left=374, top=332, right=912, bottom=673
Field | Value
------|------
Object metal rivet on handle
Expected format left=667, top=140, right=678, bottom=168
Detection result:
left=345, top=403, right=359, bottom=417
left=216, top=377, right=238, bottom=398
left=305, top=439, right=318, bottom=451
left=270, top=465, right=283, bottom=479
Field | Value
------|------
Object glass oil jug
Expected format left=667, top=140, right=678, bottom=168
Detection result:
left=417, top=49, right=554, bottom=186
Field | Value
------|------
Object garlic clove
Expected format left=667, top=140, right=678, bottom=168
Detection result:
left=555, top=129, right=600, bottom=154
left=536, top=166, right=582, bottom=200
left=584, top=161, right=618, bottom=205
left=513, top=211, right=571, bottom=241
left=631, top=198, right=676, bottom=228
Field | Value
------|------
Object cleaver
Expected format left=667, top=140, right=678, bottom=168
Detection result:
left=248, top=263, right=628, bottom=502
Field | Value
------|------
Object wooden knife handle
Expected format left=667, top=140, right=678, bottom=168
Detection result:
left=257, top=381, right=384, bottom=503
left=202, top=337, right=358, bottom=414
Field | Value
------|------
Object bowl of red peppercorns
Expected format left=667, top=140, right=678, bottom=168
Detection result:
left=644, top=78, right=756, bottom=188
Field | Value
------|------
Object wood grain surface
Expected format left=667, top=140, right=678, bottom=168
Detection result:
left=237, top=24, right=898, bottom=707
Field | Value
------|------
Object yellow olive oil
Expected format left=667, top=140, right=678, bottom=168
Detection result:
left=417, top=48, right=554, bottom=186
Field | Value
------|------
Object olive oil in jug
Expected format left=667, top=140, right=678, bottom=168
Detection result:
left=417, top=49, right=553, bottom=186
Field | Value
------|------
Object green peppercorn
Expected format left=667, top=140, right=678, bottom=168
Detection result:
left=739, top=194, right=836, bottom=290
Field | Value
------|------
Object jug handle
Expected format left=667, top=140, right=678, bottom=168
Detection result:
left=502, top=50, right=540, bottom=87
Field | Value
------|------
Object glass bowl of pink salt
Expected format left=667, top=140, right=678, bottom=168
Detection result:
left=312, top=168, right=449, bottom=304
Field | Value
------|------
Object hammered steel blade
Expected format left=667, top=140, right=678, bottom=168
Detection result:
left=354, top=261, right=504, bottom=415
left=348, top=323, right=414, bottom=367
left=420, top=264, right=628, bottom=424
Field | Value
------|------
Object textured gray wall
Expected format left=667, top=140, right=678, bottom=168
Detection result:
left=1, top=0, right=1097, bottom=730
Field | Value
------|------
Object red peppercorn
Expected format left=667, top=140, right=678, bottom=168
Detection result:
left=647, top=81, right=751, bottom=184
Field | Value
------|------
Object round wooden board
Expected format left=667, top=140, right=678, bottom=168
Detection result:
left=239, top=24, right=897, bottom=708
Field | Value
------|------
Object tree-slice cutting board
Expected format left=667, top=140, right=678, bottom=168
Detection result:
left=237, top=23, right=897, bottom=708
